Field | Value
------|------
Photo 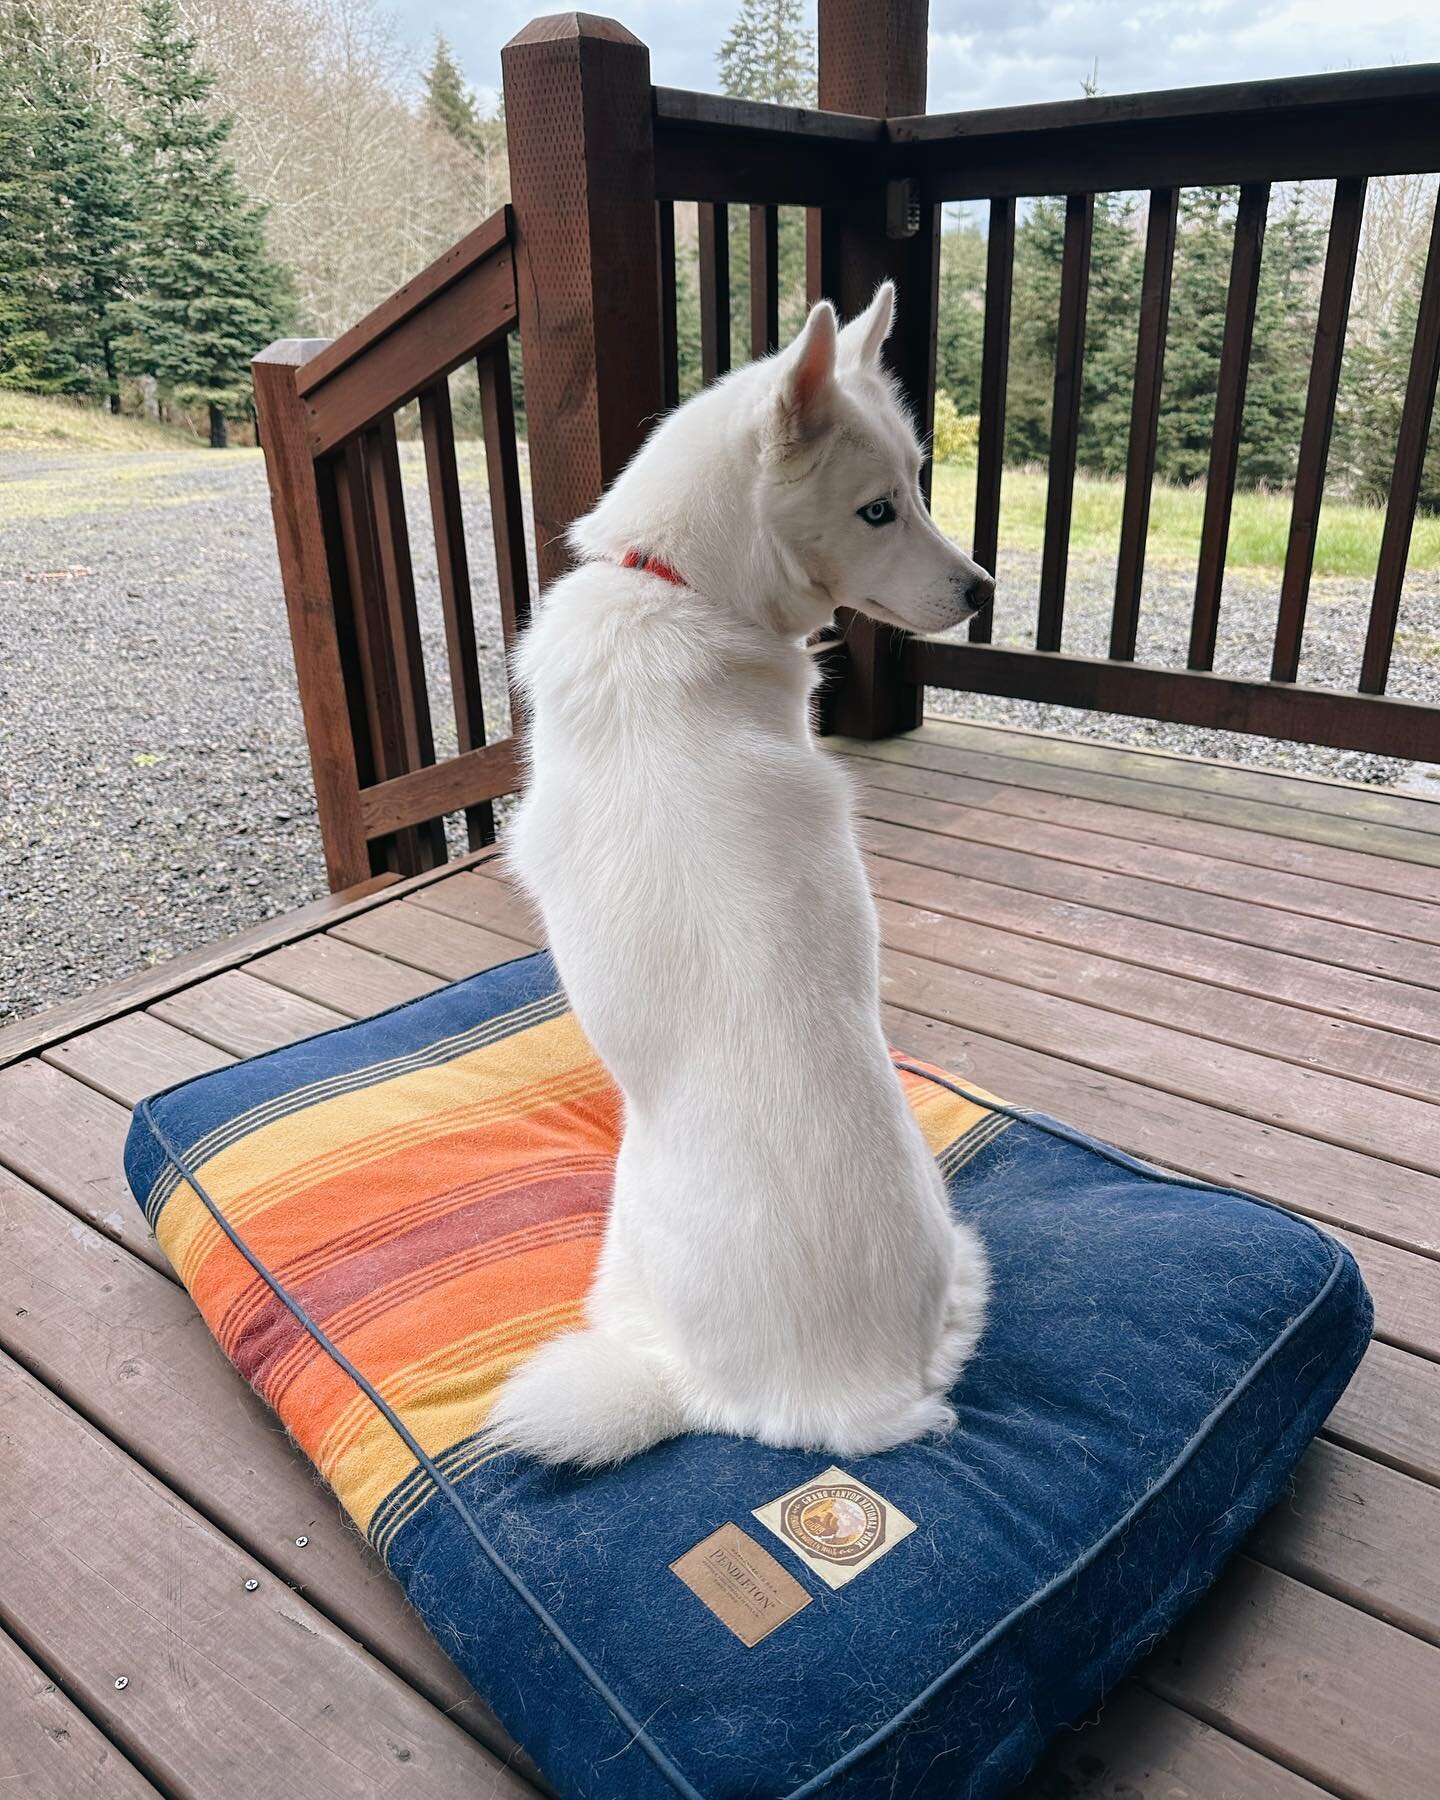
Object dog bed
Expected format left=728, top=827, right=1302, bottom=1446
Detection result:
left=124, top=949, right=1370, bottom=1800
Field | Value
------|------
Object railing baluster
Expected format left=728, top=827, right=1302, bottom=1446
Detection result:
left=657, top=200, right=679, bottom=410
left=418, top=379, right=493, bottom=850
left=1111, top=187, right=1178, bottom=661
left=342, top=422, right=446, bottom=873
left=749, top=204, right=779, bottom=358
left=477, top=341, right=534, bottom=725
left=698, top=201, right=731, bottom=382
left=252, top=343, right=371, bottom=890
left=1272, top=175, right=1367, bottom=684
left=1361, top=192, right=1440, bottom=696
left=970, top=196, right=1014, bottom=646
left=1037, top=193, right=1094, bottom=653
left=1189, top=181, right=1270, bottom=672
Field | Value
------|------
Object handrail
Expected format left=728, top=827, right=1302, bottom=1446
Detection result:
left=252, top=206, right=529, bottom=890
left=653, top=88, right=883, bottom=142
left=297, top=208, right=513, bottom=397
left=888, top=64, right=1440, bottom=146
left=297, top=208, right=517, bottom=454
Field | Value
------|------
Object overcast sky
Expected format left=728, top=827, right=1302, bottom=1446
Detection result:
left=416, top=1, right=1440, bottom=114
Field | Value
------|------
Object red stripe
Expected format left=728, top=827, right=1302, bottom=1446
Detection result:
left=230, top=1170, right=610, bottom=1386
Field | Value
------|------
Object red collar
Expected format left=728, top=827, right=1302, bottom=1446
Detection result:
left=621, top=549, right=687, bottom=588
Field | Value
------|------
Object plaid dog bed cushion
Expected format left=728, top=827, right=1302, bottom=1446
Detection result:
left=124, top=950, right=1371, bottom=1800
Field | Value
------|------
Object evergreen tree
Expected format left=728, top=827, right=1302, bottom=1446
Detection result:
left=1242, top=187, right=1324, bottom=488
left=118, top=0, right=290, bottom=445
left=1077, top=193, right=1142, bottom=474
left=935, top=213, right=986, bottom=414
left=1004, top=197, right=1066, bottom=464
left=424, top=34, right=483, bottom=150
left=31, top=32, right=140, bottom=409
left=1153, top=186, right=1239, bottom=485
left=708, top=0, right=817, bottom=395
left=0, top=26, right=58, bottom=392
left=717, top=0, right=816, bottom=107
left=1336, top=230, right=1440, bottom=511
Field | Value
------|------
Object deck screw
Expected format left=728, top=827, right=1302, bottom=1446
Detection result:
left=294, top=1536, right=308, bottom=1548
left=244, top=1578, right=259, bottom=1592
left=114, top=1676, right=128, bottom=1690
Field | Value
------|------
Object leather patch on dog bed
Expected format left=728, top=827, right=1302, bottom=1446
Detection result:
left=670, top=1523, right=812, bottom=1646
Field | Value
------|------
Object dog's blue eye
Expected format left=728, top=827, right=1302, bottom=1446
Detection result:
left=858, top=499, right=896, bottom=527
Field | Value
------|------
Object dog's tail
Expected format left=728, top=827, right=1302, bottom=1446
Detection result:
left=485, top=1329, right=687, bottom=1468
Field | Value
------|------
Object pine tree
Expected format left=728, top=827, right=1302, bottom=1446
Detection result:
left=709, top=0, right=817, bottom=393
left=1153, top=186, right=1237, bottom=485
left=1004, top=198, right=1067, bottom=464
left=0, top=26, right=58, bottom=392
left=935, top=212, right=986, bottom=414
left=717, top=0, right=816, bottom=107
left=1242, top=188, right=1324, bottom=488
left=118, top=0, right=290, bottom=445
left=424, top=35, right=483, bottom=151
left=31, top=32, right=140, bottom=410
left=1077, top=193, right=1142, bottom=475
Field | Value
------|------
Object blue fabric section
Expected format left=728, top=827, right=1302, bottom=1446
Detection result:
left=123, top=955, right=1373, bottom=1799
left=382, top=1120, right=1368, bottom=1799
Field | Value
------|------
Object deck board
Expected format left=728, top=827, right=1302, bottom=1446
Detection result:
left=0, top=1624, right=162, bottom=1800
left=1, top=719, right=1436, bottom=1797
left=0, top=1351, right=529, bottom=1798
left=0, top=1162, right=522, bottom=1762
left=149, top=969, right=350, bottom=1056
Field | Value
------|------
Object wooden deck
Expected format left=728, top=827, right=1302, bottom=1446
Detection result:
left=1, top=716, right=1437, bottom=1799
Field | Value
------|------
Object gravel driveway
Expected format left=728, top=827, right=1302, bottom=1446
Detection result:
left=1, top=444, right=514, bottom=1028
left=2, top=446, right=1436, bottom=1028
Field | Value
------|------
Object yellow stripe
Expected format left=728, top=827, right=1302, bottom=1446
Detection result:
left=319, top=1299, right=582, bottom=1473
left=324, top=1304, right=583, bottom=1532
left=160, top=1017, right=606, bottom=1285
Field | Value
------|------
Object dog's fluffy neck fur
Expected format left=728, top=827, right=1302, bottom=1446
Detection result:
left=488, top=285, right=992, bottom=1468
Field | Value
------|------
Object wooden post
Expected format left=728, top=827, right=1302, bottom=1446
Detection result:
left=502, top=15, right=663, bottom=590
left=814, top=0, right=936, bottom=739
left=252, top=339, right=371, bottom=891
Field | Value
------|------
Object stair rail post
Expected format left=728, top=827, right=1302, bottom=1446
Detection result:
left=502, top=15, right=664, bottom=591
left=814, top=0, right=937, bottom=739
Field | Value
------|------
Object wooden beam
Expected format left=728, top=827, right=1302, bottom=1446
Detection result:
left=1273, top=176, right=1367, bottom=684
left=358, top=741, right=524, bottom=840
left=301, top=246, right=516, bottom=454
left=813, top=0, right=934, bottom=741
left=1110, top=187, right=1177, bottom=661
left=1036, top=193, right=1094, bottom=653
left=906, top=639, right=1440, bottom=761
left=697, top=201, right=731, bottom=381
left=251, top=341, right=370, bottom=890
left=502, top=14, right=663, bottom=589
left=969, top=196, right=1014, bottom=646
left=1189, top=183, right=1270, bottom=671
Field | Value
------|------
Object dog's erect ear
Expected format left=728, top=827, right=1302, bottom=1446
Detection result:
left=838, top=280, right=895, bottom=370
left=772, top=300, right=838, bottom=446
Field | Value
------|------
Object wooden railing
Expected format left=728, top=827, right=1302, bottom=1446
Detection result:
left=891, top=65, right=1440, bottom=760
left=253, top=207, right=529, bottom=890
left=259, top=5, right=1440, bottom=889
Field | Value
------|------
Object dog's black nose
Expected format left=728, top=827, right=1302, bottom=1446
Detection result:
left=967, top=574, right=995, bottom=615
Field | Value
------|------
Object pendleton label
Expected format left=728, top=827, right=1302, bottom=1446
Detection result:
left=753, top=1467, right=916, bottom=1590
left=670, top=1523, right=813, bottom=1647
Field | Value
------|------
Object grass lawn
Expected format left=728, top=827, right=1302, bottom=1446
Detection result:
left=931, top=461, right=1440, bottom=580
left=0, top=391, right=206, bottom=454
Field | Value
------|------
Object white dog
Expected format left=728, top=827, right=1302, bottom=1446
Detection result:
left=488, top=282, right=994, bottom=1467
